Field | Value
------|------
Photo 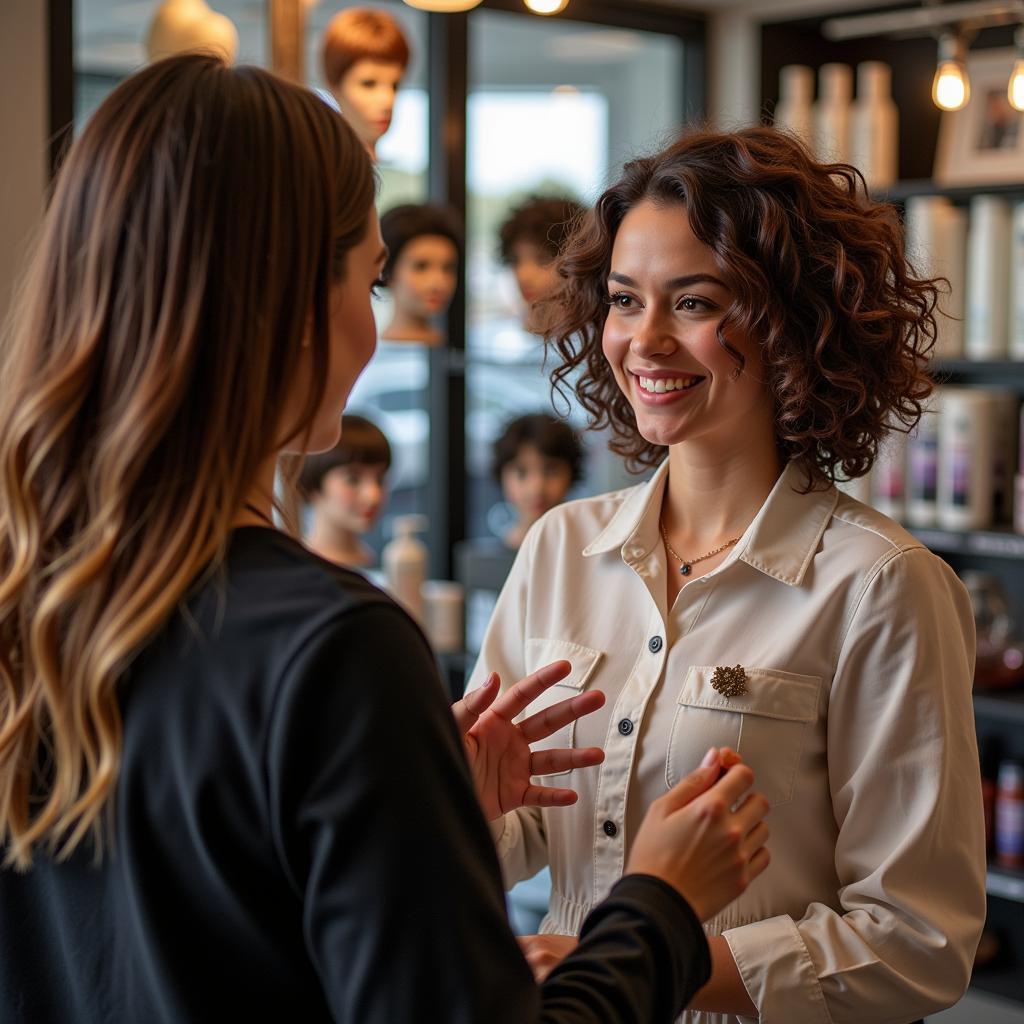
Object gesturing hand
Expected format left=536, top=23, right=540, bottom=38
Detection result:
left=452, top=660, right=605, bottom=822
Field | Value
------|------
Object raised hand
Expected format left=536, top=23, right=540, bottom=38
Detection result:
left=452, top=660, right=605, bottom=822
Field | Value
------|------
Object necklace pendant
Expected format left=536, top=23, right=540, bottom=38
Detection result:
left=680, top=563, right=691, bottom=576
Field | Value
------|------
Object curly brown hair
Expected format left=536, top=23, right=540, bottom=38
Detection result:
left=545, top=126, right=939, bottom=481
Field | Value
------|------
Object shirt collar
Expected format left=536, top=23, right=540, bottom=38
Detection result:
left=582, top=460, right=838, bottom=587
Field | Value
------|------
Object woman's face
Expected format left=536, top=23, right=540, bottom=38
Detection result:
left=335, top=59, right=404, bottom=150
left=284, top=209, right=386, bottom=455
left=601, top=200, right=770, bottom=452
left=389, top=235, right=459, bottom=321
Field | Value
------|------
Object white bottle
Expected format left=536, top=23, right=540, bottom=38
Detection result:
left=906, top=390, right=941, bottom=528
left=849, top=61, right=899, bottom=190
left=1009, top=200, right=1024, bottom=359
left=813, top=63, right=852, bottom=162
left=966, top=196, right=1011, bottom=360
left=905, top=196, right=967, bottom=360
left=383, top=514, right=428, bottom=623
left=774, top=65, right=814, bottom=146
left=938, top=388, right=996, bottom=530
left=872, top=421, right=908, bottom=520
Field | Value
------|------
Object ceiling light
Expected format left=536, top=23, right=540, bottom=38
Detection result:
left=525, top=0, right=570, bottom=13
left=1009, top=26, right=1024, bottom=110
left=932, top=31, right=971, bottom=110
left=402, top=0, right=483, bottom=10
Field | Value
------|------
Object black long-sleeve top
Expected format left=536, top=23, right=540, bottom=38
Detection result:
left=0, top=528, right=710, bottom=1022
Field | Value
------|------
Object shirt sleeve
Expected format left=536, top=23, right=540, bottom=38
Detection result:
left=467, top=528, right=550, bottom=887
left=266, top=600, right=710, bottom=1024
left=723, top=546, right=987, bottom=1024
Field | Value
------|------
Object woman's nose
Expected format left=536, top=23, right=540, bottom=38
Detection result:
left=629, top=310, right=679, bottom=358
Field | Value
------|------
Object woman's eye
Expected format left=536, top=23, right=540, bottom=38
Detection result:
left=678, top=295, right=710, bottom=312
left=608, top=292, right=637, bottom=310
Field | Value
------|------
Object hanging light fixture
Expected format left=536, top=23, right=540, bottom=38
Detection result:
left=932, top=29, right=971, bottom=111
left=524, top=0, right=570, bottom=13
left=1009, top=25, right=1024, bottom=110
left=402, top=0, right=483, bottom=10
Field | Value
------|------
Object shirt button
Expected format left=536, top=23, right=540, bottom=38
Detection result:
left=648, top=635, right=663, bottom=653
left=602, top=820, right=618, bottom=837
left=618, top=718, right=634, bottom=736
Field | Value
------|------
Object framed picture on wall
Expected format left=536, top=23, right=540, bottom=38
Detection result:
left=934, top=48, right=1024, bottom=185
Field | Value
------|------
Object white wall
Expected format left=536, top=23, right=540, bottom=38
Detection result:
left=0, top=1, right=48, bottom=328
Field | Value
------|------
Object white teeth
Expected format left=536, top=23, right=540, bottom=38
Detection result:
left=638, top=375, right=698, bottom=393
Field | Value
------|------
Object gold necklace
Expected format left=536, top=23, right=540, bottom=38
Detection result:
left=659, top=516, right=740, bottom=577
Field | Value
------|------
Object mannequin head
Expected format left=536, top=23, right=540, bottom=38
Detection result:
left=322, top=7, right=411, bottom=157
left=492, top=414, right=584, bottom=547
left=499, top=195, right=584, bottom=330
left=379, top=203, right=463, bottom=344
left=300, top=415, right=392, bottom=565
left=146, top=0, right=239, bottom=64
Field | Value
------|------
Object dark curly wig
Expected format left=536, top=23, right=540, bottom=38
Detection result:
left=544, top=126, right=939, bottom=482
left=499, top=195, right=586, bottom=265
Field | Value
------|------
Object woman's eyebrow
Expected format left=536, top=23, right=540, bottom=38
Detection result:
left=607, top=271, right=726, bottom=289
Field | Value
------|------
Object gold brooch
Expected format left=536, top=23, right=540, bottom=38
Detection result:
left=711, top=665, right=748, bottom=698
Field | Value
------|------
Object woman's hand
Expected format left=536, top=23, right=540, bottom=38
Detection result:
left=626, top=748, right=770, bottom=922
left=452, top=661, right=605, bottom=822
left=516, top=934, right=579, bottom=983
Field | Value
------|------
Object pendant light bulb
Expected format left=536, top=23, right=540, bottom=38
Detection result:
left=524, top=0, right=569, bottom=12
left=1010, top=28, right=1024, bottom=112
left=932, top=31, right=970, bottom=112
left=402, top=0, right=483, bottom=11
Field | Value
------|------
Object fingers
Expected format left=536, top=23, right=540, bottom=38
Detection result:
left=518, top=689, right=605, bottom=743
left=718, top=747, right=742, bottom=770
left=740, top=820, right=770, bottom=859
left=746, top=845, right=771, bottom=884
left=490, top=660, right=572, bottom=721
left=704, top=762, right=755, bottom=807
left=521, top=783, right=579, bottom=807
left=732, top=791, right=770, bottom=833
left=529, top=746, right=604, bottom=776
left=451, top=673, right=499, bottom=733
left=657, top=751, right=723, bottom=813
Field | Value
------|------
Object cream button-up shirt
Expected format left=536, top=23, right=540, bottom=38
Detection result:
left=471, top=460, right=986, bottom=1024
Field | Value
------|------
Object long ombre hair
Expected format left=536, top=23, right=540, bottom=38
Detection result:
left=0, top=55, right=375, bottom=868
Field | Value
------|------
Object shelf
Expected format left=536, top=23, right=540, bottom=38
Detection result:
left=987, top=866, right=1024, bottom=904
left=876, top=180, right=1024, bottom=203
left=910, top=527, right=1024, bottom=560
left=931, top=359, right=1024, bottom=380
left=974, top=690, right=1024, bottom=725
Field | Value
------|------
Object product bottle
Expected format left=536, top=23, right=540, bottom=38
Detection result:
left=1010, top=200, right=1024, bottom=359
left=871, top=423, right=908, bottom=520
left=905, top=197, right=967, bottom=360
left=980, top=736, right=1003, bottom=856
left=965, top=195, right=1012, bottom=360
left=812, top=63, right=852, bottom=162
left=995, top=759, right=1024, bottom=870
left=906, top=390, right=941, bottom=528
left=937, top=388, right=996, bottom=530
left=849, top=61, right=899, bottom=190
left=774, top=65, right=814, bottom=146
left=989, top=389, right=1019, bottom=525
left=1016, top=402, right=1024, bottom=535
left=383, top=514, right=428, bottom=624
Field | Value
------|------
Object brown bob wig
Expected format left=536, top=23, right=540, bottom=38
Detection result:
left=322, top=7, right=411, bottom=90
left=546, top=126, right=939, bottom=482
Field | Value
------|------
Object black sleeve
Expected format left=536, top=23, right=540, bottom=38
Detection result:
left=266, top=602, right=710, bottom=1024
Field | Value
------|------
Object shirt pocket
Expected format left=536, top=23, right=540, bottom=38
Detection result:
left=520, top=637, right=603, bottom=776
left=665, top=665, right=821, bottom=806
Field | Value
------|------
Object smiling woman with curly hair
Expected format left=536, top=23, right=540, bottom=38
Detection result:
left=470, top=126, right=986, bottom=1024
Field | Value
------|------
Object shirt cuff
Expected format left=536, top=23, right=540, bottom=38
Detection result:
left=724, top=915, right=831, bottom=1024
